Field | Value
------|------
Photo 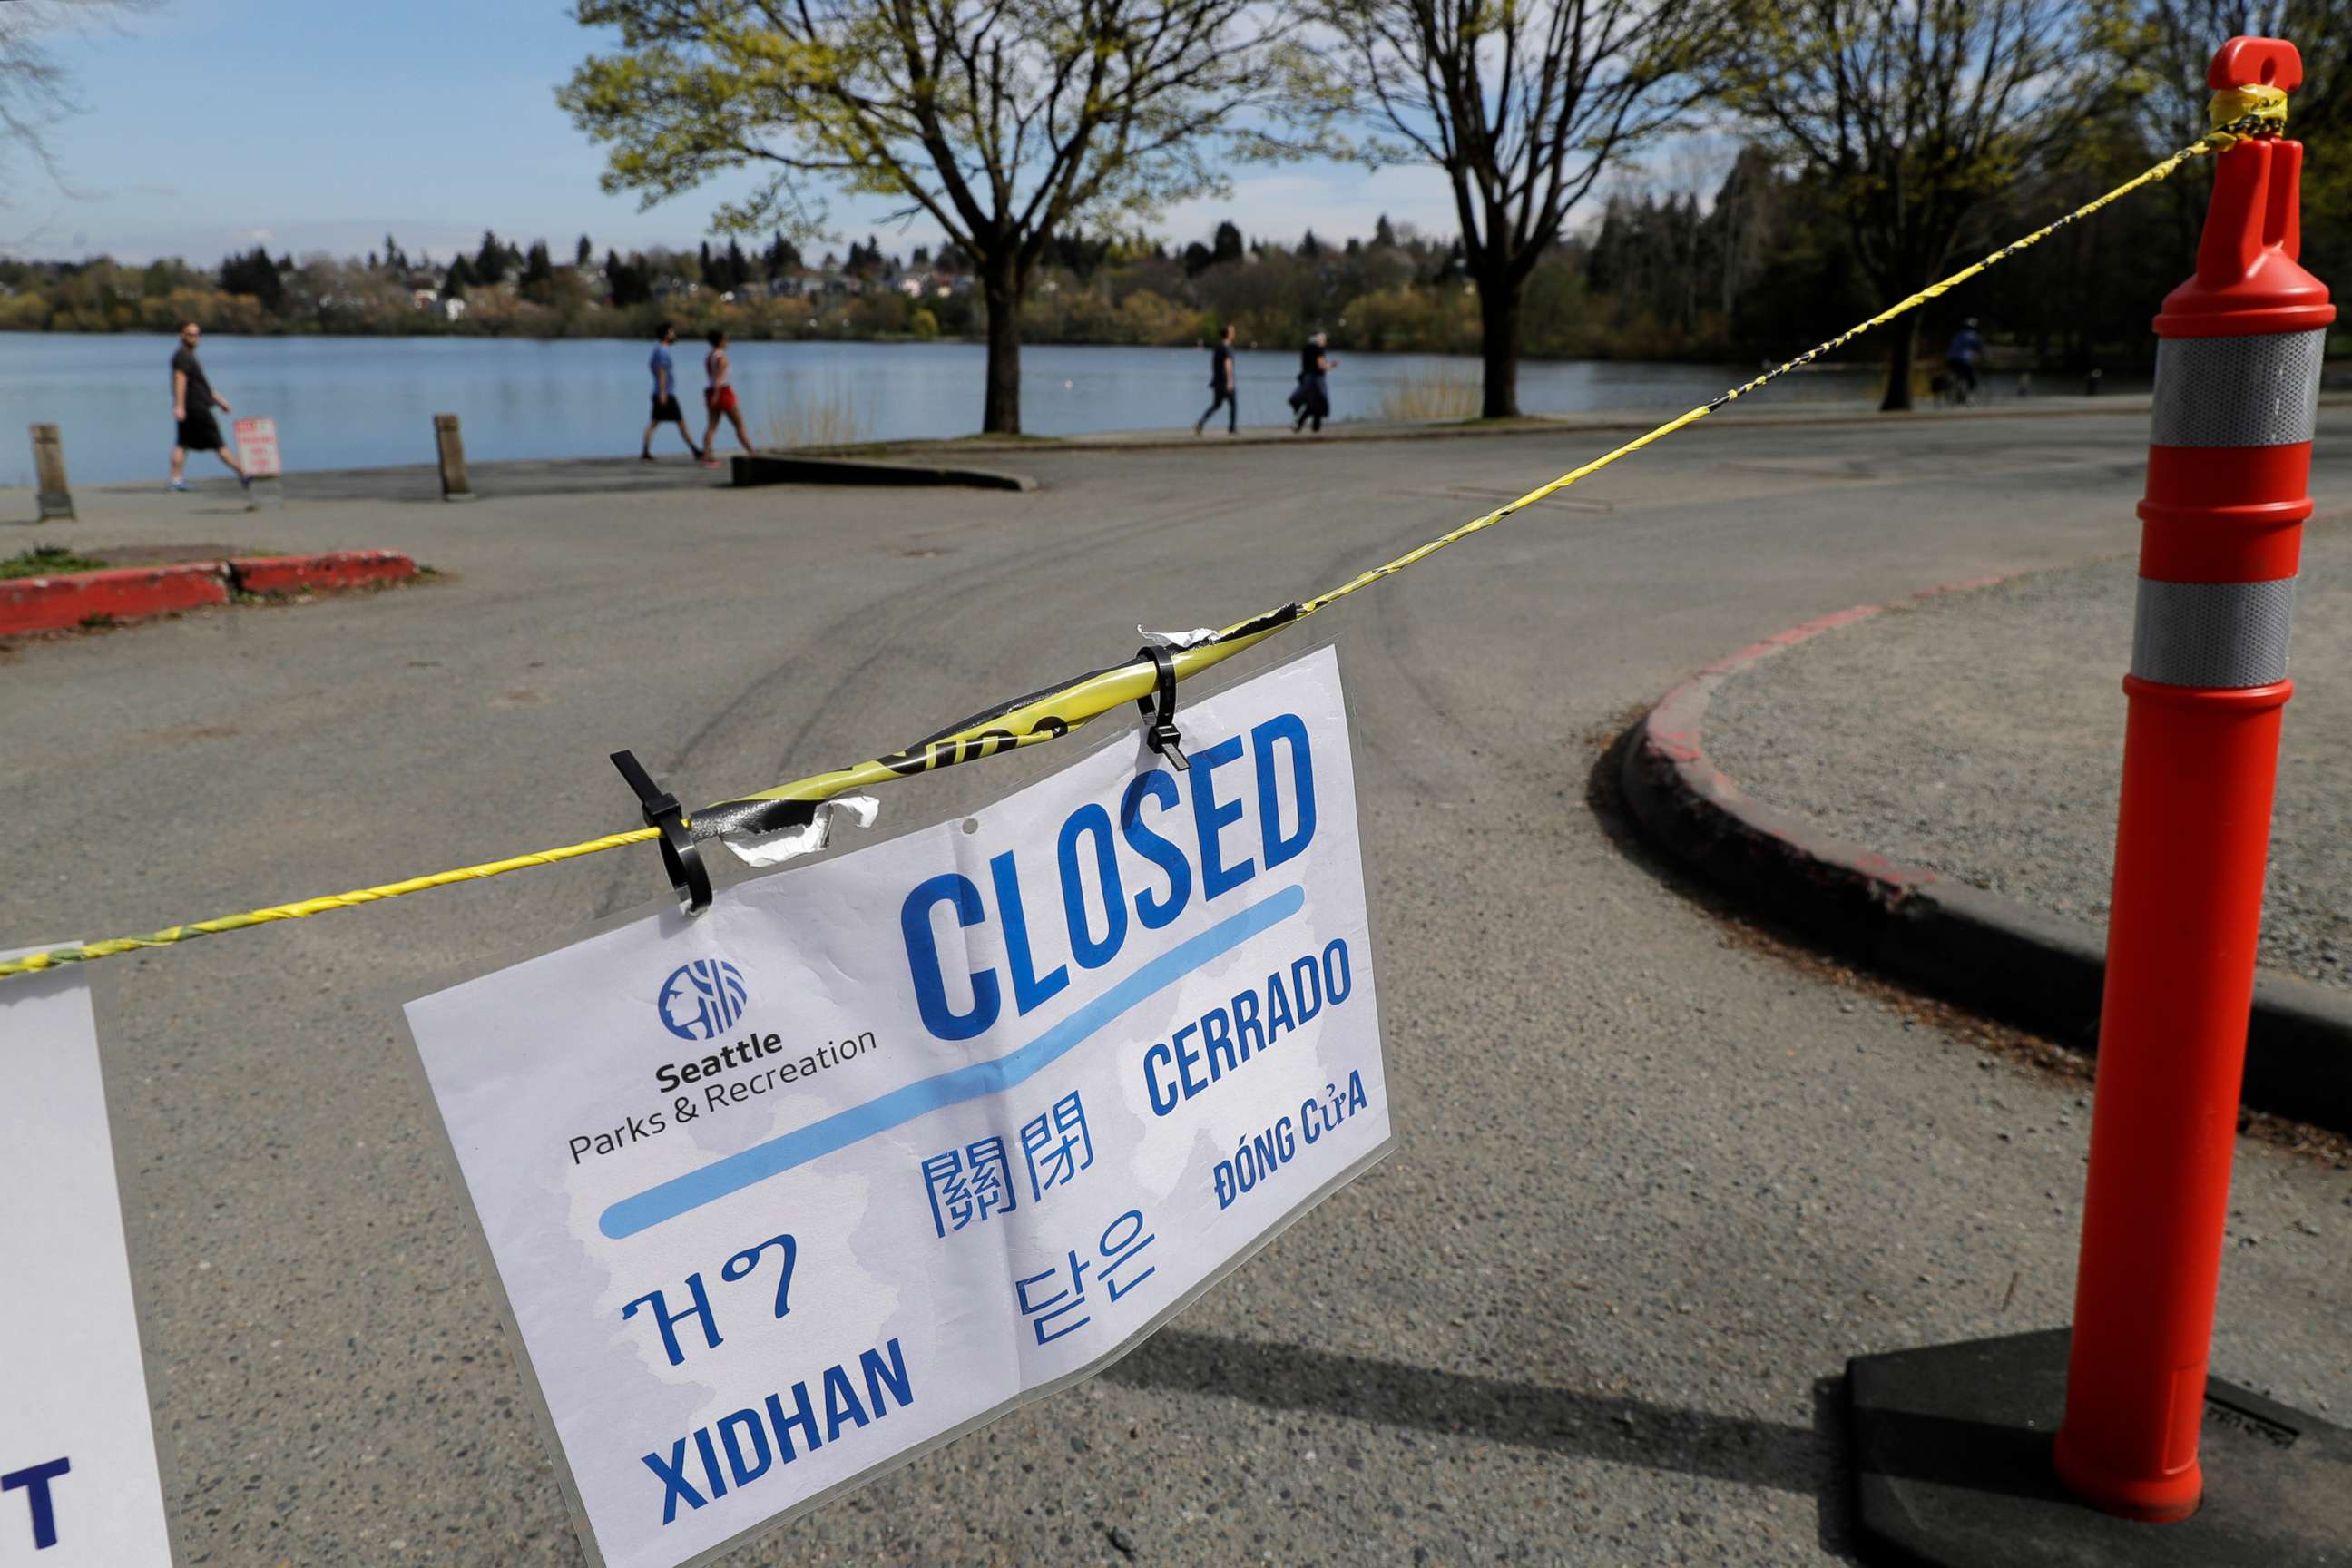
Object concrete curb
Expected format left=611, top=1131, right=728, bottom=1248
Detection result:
left=232, top=549, right=417, bottom=593
left=824, top=389, right=2352, bottom=462
left=1618, top=575, right=2352, bottom=1134
left=0, top=561, right=230, bottom=633
left=730, top=453, right=1037, bottom=492
left=0, top=551, right=418, bottom=636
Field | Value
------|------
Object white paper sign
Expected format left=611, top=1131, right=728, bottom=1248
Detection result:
left=405, top=647, right=1391, bottom=1568
left=0, top=962, right=174, bottom=1565
left=232, top=416, right=282, bottom=477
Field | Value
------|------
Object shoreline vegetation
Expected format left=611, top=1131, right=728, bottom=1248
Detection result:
left=0, top=154, right=2193, bottom=373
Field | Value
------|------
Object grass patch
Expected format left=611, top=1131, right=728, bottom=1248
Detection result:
left=3, top=544, right=113, bottom=580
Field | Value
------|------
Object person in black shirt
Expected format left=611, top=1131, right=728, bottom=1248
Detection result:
left=1289, top=331, right=1336, bottom=433
left=169, top=321, right=249, bottom=492
left=1194, top=323, right=1238, bottom=436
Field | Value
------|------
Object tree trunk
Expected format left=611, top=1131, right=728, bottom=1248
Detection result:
left=1477, top=274, right=1522, bottom=420
left=981, top=264, right=1024, bottom=435
left=1880, top=316, right=1919, bottom=412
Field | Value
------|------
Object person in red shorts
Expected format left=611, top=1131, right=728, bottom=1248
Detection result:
left=699, top=328, right=753, bottom=467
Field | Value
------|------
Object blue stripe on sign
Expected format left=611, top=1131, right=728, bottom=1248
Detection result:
left=598, top=881, right=1308, bottom=1239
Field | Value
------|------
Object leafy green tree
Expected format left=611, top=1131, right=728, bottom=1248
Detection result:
left=1322, top=0, right=1730, bottom=418
left=1212, top=220, right=1246, bottom=265
left=561, top=0, right=1327, bottom=432
left=1716, top=0, right=2083, bottom=409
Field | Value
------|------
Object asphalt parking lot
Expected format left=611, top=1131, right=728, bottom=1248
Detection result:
left=4, top=406, right=2346, bottom=1564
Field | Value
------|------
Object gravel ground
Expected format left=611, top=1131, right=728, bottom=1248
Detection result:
left=1705, top=519, right=2352, bottom=991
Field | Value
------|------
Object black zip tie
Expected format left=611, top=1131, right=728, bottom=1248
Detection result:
left=1134, top=644, right=1190, bottom=771
left=610, top=749, right=712, bottom=916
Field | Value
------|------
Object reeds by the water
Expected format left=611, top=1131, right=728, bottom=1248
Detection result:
left=1377, top=365, right=1483, bottom=423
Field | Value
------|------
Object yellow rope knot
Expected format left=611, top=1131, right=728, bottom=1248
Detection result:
left=2209, top=83, right=2289, bottom=146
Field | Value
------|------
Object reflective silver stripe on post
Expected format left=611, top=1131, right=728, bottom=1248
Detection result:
left=2150, top=329, right=2325, bottom=447
left=2131, top=576, right=2296, bottom=688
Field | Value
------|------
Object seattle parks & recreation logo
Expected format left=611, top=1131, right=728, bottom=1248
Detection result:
left=655, top=958, right=749, bottom=1042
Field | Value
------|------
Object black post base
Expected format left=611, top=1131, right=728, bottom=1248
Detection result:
left=1847, top=1329, right=2352, bottom=1566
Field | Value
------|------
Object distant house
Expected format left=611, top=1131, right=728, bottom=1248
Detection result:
left=410, top=287, right=441, bottom=310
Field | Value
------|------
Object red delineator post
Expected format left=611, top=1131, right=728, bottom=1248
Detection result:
left=2053, top=35, right=2332, bottom=1523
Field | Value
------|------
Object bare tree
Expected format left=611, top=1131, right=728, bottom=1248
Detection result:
left=564, top=0, right=1322, bottom=434
left=0, top=0, right=149, bottom=203
left=1322, top=0, right=1729, bottom=418
left=1717, top=0, right=2080, bottom=410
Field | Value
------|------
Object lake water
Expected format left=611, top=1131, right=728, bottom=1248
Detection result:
left=2, top=333, right=1937, bottom=486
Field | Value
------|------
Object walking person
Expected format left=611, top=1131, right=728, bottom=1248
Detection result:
left=1194, top=323, right=1239, bottom=436
left=1289, top=330, right=1336, bottom=434
left=642, top=322, right=701, bottom=460
left=168, top=321, right=249, bottom=492
left=1945, top=317, right=1984, bottom=406
left=699, top=328, right=753, bottom=467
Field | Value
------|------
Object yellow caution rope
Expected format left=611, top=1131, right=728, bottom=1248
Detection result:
left=0, top=107, right=2278, bottom=984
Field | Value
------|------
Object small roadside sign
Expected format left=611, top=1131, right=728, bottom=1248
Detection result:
left=0, top=958, right=175, bottom=1565
left=232, top=416, right=281, bottom=477
left=234, top=416, right=284, bottom=511
left=404, top=646, right=1392, bottom=1568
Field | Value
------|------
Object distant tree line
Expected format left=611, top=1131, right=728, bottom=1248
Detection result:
left=552, top=0, right=2349, bottom=428
left=10, top=0, right=2352, bottom=416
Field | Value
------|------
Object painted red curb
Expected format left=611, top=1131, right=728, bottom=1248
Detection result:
left=0, top=561, right=230, bottom=635
left=230, top=550, right=416, bottom=593
left=0, top=550, right=421, bottom=637
left=1632, top=573, right=2021, bottom=904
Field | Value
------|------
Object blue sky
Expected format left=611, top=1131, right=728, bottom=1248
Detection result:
left=15, top=0, right=1467, bottom=265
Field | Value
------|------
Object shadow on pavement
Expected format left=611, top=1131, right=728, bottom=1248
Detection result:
left=1106, top=1328, right=1857, bottom=1557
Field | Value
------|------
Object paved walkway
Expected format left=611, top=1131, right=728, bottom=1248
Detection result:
left=1704, top=524, right=2352, bottom=993
left=4, top=392, right=2203, bottom=514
